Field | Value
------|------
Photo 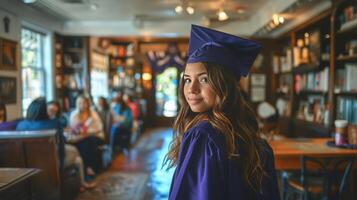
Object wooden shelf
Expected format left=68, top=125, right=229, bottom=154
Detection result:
left=297, top=90, right=328, bottom=96
left=334, top=91, right=357, bottom=97
left=63, top=48, right=84, bottom=53
left=292, top=64, right=325, bottom=74
left=336, top=54, right=357, bottom=62
left=338, top=17, right=357, bottom=35
left=111, top=55, right=134, bottom=59
left=56, top=67, right=83, bottom=74
left=276, top=71, right=292, bottom=75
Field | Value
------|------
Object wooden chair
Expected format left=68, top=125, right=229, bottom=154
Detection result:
left=284, top=156, right=354, bottom=200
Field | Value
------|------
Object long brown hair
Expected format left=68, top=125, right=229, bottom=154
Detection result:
left=165, top=62, right=265, bottom=191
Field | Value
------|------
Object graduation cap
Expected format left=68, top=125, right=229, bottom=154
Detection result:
left=187, top=24, right=262, bottom=78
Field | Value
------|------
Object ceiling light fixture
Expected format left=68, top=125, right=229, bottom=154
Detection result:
left=237, top=9, right=245, bottom=14
left=218, top=10, right=229, bottom=21
left=175, top=5, right=183, bottom=13
left=279, top=16, right=284, bottom=24
left=22, top=0, right=36, bottom=3
left=90, top=3, right=99, bottom=10
left=272, top=14, right=280, bottom=26
left=186, top=6, right=194, bottom=15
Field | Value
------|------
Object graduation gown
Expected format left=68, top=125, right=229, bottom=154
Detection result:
left=168, top=121, right=280, bottom=200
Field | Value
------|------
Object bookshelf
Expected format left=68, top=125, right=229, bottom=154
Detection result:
left=54, top=35, right=89, bottom=112
left=272, top=0, right=357, bottom=137
left=330, top=0, right=357, bottom=127
left=107, top=39, right=143, bottom=97
left=272, top=10, right=332, bottom=137
left=272, top=37, right=294, bottom=135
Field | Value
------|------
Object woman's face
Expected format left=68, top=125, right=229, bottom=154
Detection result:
left=78, top=98, right=89, bottom=111
left=47, top=104, right=59, bottom=118
left=183, top=62, right=216, bottom=113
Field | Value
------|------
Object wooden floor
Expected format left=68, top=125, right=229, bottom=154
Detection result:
left=76, top=128, right=175, bottom=200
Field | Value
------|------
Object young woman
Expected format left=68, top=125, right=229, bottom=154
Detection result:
left=69, top=95, right=104, bottom=175
left=110, top=93, right=133, bottom=152
left=165, top=25, right=280, bottom=200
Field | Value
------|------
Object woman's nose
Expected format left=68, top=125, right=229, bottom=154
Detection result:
left=189, top=79, right=200, bottom=94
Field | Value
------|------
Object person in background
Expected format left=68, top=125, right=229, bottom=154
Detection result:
left=16, top=97, right=60, bottom=131
left=48, top=100, right=68, bottom=128
left=123, top=94, right=140, bottom=140
left=0, top=101, right=20, bottom=131
left=96, top=96, right=113, bottom=144
left=16, top=97, right=95, bottom=191
left=123, top=94, right=139, bottom=122
left=69, top=95, right=104, bottom=176
left=165, top=25, right=280, bottom=200
left=110, top=91, right=122, bottom=111
left=110, top=93, right=133, bottom=153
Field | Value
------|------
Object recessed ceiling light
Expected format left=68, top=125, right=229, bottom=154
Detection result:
left=22, top=0, right=36, bottom=3
left=272, top=14, right=279, bottom=26
left=186, top=6, right=194, bottom=15
left=175, top=5, right=183, bottom=13
left=90, top=3, right=99, bottom=11
left=218, top=10, right=229, bottom=21
left=279, top=16, right=284, bottom=24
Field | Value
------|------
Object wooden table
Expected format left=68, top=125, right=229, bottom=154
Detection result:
left=270, top=138, right=357, bottom=199
left=0, top=168, right=40, bottom=200
left=269, top=138, right=357, bottom=170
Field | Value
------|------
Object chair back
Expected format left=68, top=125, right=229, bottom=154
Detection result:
left=300, top=156, right=354, bottom=200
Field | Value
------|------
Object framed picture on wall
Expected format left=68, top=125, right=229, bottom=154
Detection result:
left=0, top=76, right=17, bottom=104
left=0, top=38, right=17, bottom=70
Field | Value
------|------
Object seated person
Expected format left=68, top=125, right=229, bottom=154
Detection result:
left=47, top=100, right=68, bottom=128
left=16, top=97, right=95, bottom=191
left=0, top=101, right=20, bottom=131
left=111, top=93, right=133, bottom=152
left=96, top=96, right=113, bottom=144
left=69, top=95, right=104, bottom=176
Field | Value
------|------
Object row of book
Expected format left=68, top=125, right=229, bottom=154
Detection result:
left=336, top=97, right=357, bottom=125
left=335, top=63, right=357, bottom=92
left=294, top=67, right=329, bottom=93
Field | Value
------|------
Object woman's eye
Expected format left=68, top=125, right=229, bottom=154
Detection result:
left=200, top=77, right=208, bottom=83
left=184, top=78, right=191, bottom=84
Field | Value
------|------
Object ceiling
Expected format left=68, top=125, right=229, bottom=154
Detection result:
left=14, top=0, right=331, bottom=37
left=29, top=0, right=265, bottom=21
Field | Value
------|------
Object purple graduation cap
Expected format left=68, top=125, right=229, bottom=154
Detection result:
left=187, top=24, right=262, bottom=78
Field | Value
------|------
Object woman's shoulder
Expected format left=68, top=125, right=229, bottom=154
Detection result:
left=184, top=121, right=225, bottom=147
left=16, top=119, right=58, bottom=130
left=186, top=121, right=216, bottom=136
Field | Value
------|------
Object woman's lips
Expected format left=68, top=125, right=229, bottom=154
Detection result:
left=188, top=98, right=203, bottom=105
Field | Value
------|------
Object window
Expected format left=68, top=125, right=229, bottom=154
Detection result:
left=155, top=67, right=178, bottom=117
left=21, top=28, right=47, bottom=116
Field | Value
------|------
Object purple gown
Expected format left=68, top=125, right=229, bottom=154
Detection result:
left=169, top=121, right=280, bottom=200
